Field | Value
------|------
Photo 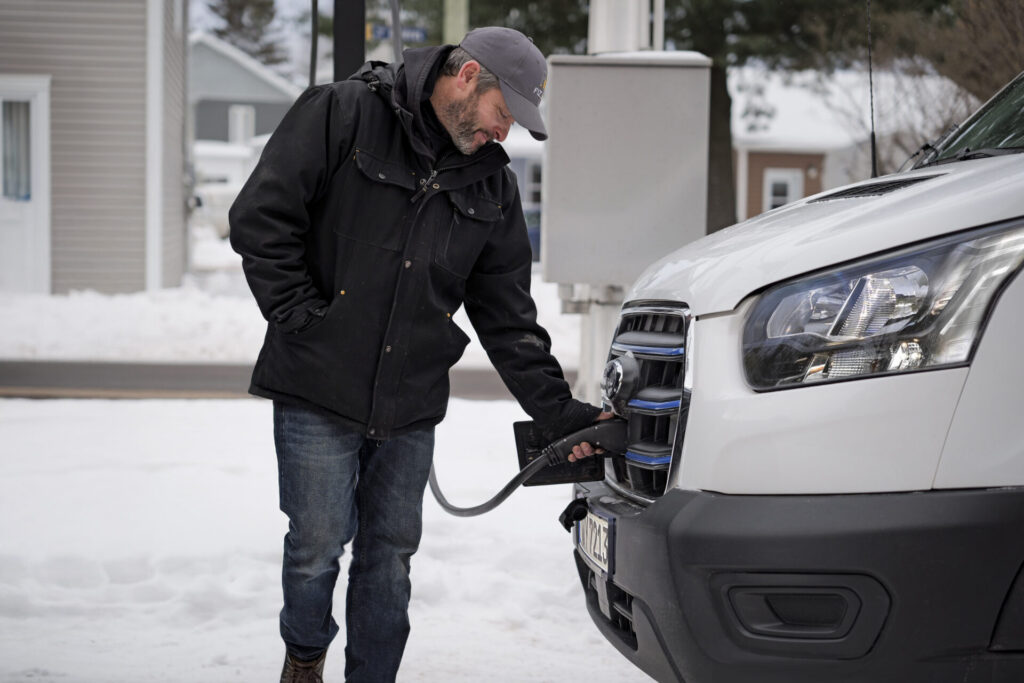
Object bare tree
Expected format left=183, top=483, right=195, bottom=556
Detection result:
left=881, top=0, right=1024, bottom=102
left=813, top=62, right=978, bottom=175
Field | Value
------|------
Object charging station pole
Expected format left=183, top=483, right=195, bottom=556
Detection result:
left=443, top=0, right=469, bottom=45
left=568, top=0, right=644, bottom=405
left=334, top=0, right=365, bottom=82
left=542, top=1, right=710, bottom=405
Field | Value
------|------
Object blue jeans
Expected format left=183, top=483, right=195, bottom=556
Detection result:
left=274, top=401, right=435, bottom=682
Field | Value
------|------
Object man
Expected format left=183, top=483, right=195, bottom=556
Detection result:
left=230, top=26, right=607, bottom=683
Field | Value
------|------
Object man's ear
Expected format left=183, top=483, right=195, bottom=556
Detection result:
left=456, top=60, right=481, bottom=93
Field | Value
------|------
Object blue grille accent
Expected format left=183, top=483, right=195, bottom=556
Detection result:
left=625, top=450, right=672, bottom=466
left=611, top=342, right=685, bottom=357
left=627, top=398, right=681, bottom=410
left=606, top=303, right=691, bottom=499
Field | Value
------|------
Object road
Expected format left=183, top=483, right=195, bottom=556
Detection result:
left=0, top=361, right=575, bottom=401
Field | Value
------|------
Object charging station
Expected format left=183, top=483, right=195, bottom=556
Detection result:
left=541, top=51, right=712, bottom=401
left=542, top=52, right=711, bottom=286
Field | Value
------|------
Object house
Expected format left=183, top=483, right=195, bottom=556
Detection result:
left=0, top=0, right=189, bottom=294
left=189, top=31, right=301, bottom=147
left=189, top=32, right=302, bottom=239
left=730, top=65, right=975, bottom=221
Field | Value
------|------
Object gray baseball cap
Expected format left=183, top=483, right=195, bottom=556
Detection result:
left=459, top=27, right=548, bottom=141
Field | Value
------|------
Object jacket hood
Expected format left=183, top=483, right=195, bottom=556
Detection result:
left=352, top=46, right=452, bottom=162
left=351, top=46, right=511, bottom=170
left=399, top=45, right=452, bottom=108
left=628, top=155, right=1024, bottom=316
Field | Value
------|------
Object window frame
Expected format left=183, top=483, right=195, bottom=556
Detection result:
left=0, top=74, right=51, bottom=293
left=762, top=167, right=804, bottom=212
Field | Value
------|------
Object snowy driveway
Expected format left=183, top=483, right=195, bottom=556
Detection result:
left=0, top=397, right=648, bottom=682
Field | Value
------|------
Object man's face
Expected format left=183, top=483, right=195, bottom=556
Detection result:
left=439, top=81, right=515, bottom=156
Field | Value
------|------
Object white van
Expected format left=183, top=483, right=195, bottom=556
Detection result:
left=572, top=71, right=1024, bottom=682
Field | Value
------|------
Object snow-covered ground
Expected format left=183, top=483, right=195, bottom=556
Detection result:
left=0, top=222, right=619, bottom=680
left=0, top=397, right=648, bottom=682
left=0, top=226, right=580, bottom=370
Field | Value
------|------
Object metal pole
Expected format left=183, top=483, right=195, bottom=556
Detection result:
left=308, top=0, right=318, bottom=88
left=637, top=0, right=650, bottom=50
left=575, top=286, right=623, bottom=405
left=588, top=0, right=643, bottom=54
left=443, top=0, right=469, bottom=45
left=867, top=0, right=878, bottom=178
left=389, top=0, right=403, bottom=61
left=334, top=0, right=366, bottom=82
left=575, top=0, right=641, bottom=401
left=653, top=0, right=665, bottom=51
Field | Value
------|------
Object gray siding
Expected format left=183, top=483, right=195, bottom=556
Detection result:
left=195, top=99, right=291, bottom=141
left=162, top=0, right=187, bottom=286
left=189, top=41, right=296, bottom=102
left=0, top=0, right=147, bottom=293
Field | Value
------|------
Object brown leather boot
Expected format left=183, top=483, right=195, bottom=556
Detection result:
left=280, top=651, right=326, bottom=683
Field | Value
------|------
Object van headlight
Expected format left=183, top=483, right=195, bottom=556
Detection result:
left=743, top=221, right=1024, bottom=389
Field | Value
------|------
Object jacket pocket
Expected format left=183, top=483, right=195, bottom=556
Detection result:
left=287, top=294, right=340, bottom=337
left=435, top=189, right=502, bottom=278
left=332, top=148, right=418, bottom=251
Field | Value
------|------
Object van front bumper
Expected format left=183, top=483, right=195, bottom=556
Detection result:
left=572, top=482, right=1024, bottom=683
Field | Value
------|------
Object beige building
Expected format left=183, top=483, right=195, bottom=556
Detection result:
left=0, top=0, right=189, bottom=294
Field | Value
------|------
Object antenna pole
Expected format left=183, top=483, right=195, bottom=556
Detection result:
left=867, top=0, right=878, bottom=178
left=309, top=0, right=318, bottom=89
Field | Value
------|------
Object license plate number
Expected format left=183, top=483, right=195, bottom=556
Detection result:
left=576, top=511, right=613, bottom=575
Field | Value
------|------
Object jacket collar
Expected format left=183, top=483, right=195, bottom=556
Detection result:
left=351, top=47, right=511, bottom=174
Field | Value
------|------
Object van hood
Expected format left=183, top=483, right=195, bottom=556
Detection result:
left=629, top=155, right=1024, bottom=316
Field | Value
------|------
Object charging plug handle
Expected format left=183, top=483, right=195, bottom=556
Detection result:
left=428, top=418, right=628, bottom=518
left=542, top=419, right=628, bottom=465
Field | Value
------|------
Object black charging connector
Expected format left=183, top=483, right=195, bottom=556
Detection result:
left=514, top=419, right=628, bottom=486
left=428, top=419, right=628, bottom=517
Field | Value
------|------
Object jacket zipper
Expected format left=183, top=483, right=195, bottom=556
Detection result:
left=409, top=145, right=505, bottom=204
left=410, top=169, right=438, bottom=204
left=369, top=172, right=442, bottom=436
left=368, top=144, right=505, bottom=434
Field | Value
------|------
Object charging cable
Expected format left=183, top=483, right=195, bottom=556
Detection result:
left=428, top=420, right=628, bottom=517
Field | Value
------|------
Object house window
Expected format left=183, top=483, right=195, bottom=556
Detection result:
left=526, top=161, right=542, bottom=206
left=228, top=104, right=256, bottom=144
left=762, top=167, right=804, bottom=211
left=2, top=100, right=31, bottom=201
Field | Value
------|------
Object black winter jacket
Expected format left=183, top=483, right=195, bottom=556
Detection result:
left=229, top=45, right=600, bottom=440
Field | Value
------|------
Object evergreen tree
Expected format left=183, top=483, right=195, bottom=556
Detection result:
left=207, top=0, right=288, bottom=67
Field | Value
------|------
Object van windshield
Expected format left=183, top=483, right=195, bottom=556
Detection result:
left=920, top=71, right=1024, bottom=166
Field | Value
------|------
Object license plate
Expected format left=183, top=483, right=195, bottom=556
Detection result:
left=576, top=510, right=614, bottom=575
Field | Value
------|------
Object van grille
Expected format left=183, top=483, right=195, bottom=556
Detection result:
left=603, top=302, right=691, bottom=501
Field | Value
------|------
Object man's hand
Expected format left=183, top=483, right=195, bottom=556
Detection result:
left=567, top=411, right=615, bottom=462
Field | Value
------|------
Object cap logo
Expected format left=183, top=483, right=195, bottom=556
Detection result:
left=534, top=77, right=546, bottom=100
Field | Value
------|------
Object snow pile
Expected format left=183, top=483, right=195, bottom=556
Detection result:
left=0, top=229, right=580, bottom=370
left=0, top=398, right=646, bottom=682
left=0, top=285, right=267, bottom=363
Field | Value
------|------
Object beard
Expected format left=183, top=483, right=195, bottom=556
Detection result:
left=438, top=88, right=488, bottom=156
